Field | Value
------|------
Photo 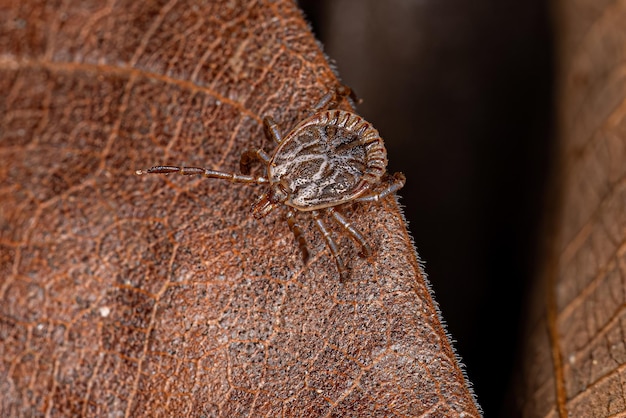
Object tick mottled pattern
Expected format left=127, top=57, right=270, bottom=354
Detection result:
left=270, top=110, right=387, bottom=209
left=137, top=87, right=405, bottom=280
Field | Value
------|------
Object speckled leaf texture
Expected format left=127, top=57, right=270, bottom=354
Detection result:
left=0, top=1, right=480, bottom=416
left=517, top=0, right=626, bottom=417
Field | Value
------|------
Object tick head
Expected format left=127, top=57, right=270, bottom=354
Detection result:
left=251, top=183, right=289, bottom=219
left=270, top=182, right=290, bottom=204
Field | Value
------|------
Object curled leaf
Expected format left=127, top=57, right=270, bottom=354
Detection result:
left=517, top=0, right=626, bottom=416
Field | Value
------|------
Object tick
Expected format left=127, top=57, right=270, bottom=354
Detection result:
left=136, top=87, right=405, bottom=281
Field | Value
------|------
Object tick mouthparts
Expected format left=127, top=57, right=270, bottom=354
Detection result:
left=135, top=169, right=147, bottom=175
left=252, top=194, right=275, bottom=219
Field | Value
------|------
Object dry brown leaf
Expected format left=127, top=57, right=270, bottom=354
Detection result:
left=0, top=1, right=480, bottom=416
left=516, top=0, right=626, bottom=416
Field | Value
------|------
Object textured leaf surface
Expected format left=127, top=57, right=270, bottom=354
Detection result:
left=0, top=0, right=479, bottom=416
left=518, top=0, right=626, bottom=416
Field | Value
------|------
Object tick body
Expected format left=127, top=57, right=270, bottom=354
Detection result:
left=270, top=110, right=387, bottom=210
left=137, top=87, right=405, bottom=281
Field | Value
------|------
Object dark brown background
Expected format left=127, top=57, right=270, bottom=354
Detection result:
left=298, top=0, right=554, bottom=415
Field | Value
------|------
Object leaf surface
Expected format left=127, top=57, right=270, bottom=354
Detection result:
left=0, top=1, right=479, bottom=416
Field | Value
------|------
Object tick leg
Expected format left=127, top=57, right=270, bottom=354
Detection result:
left=333, top=85, right=361, bottom=106
left=263, top=117, right=283, bottom=144
left=353, top=172, right=406, bottom=203
left=310, top=91, right=335, bottom=112
left=326, top=207, right=372, bottom=258
left=251, top=193, right=277, bottom=219
left=240, top=148, right=271, bottom=175
left=312, top=210, right=349, bottom=282
left=310, top=85, right=360, bottom=113
left=136, top=165, right=268, bottom=184
left=286, top=209, right=310, bottom=264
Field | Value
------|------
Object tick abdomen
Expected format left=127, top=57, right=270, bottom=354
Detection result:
left=270, top=110, right=387, bottom=210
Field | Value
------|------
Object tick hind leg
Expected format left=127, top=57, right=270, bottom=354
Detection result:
left=312, top=210, right=349, bottom=282
left=354, top=172, right=406, bottom=203
left=310, top=85, right=360, bottom=114
left=326, top=207, right=372, bottom=258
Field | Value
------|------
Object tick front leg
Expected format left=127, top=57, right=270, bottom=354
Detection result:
left=136, top=165, right=268, bottom=184
left=263, top=117, right=283, bottom=144
left=354, top=172, right=406, bottom=203
left=312, top=210, right=349, bottom=282
left=326, top=207, right=372, bottom=258
left=240, top=148, right=270, bottom=175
